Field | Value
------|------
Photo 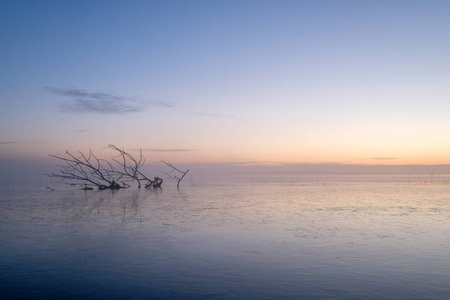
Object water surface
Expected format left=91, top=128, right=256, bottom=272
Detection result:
left=1, top=175, right=450, bottom=299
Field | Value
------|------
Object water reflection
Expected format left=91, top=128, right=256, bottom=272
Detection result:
left=1, top=180, right=450, bottom=299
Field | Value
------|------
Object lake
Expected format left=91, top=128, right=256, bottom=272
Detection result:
left=1, top=174, right=450, bottom=299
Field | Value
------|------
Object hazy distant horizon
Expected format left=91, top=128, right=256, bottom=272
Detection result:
left=3, top=157, right=450, bottom=186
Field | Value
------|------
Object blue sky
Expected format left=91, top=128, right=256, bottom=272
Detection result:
left=2, top=0, right=450, bottom=173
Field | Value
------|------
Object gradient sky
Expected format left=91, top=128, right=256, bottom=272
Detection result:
left=2, top=0, right=450, bottom=168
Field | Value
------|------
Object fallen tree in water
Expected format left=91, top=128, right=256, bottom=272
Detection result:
left=47, top=145, right=189, bottom=190
left=157, top=160, right=190, bottom=189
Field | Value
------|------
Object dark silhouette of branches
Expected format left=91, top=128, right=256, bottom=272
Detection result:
left=107, top=144, right=150, bottom=188
left=157, top=160, right=190, bottom=189
left=47, top=145, right=189, bottom=190
left=48, top=149, right=123, bottom=189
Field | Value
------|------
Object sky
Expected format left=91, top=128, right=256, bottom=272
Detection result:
left=2, top=0, right=450, bottom=180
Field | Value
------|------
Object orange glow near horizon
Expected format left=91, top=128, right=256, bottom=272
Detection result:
left=2, top=140, right=450, bottom=167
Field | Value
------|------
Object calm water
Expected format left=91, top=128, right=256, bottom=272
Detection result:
left=1, top=175, right=450, bottom=299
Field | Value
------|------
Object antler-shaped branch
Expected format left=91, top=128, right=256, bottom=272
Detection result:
left=48, top=145, right=189, bottom=190
left=157, top=160, right=189, bottom=189
left=47, top=150, right=114, bottom=189
left=107, top=145, right=153, bottom=188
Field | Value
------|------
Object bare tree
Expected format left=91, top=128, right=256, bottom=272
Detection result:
left=107, top=145, right=168, bottom=189
left=47, top=145, right=189, bottom=190
left=107, top=144, right=151, bottom=188
left=48, top=149, right=125, bottom=190
left=157, top=160, right=190, bottom=189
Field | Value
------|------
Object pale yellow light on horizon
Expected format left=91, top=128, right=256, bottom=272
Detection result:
left=3, top=122, right=450, bottom=167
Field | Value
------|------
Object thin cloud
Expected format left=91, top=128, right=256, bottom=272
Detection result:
left=72, top=129, right=88, bottom=133
left=219, top=161, right=285, bottom=166
left=192, top=110, right=241, bottom=120
left=46, top=87, right=173, bottom=114
left=359, top=157, right=399, bottom=161
left=0, top=141, right=18, bottom=145
left=372, top=157, right=398, bottom=160
left=154, top=100, right=175, bottom=108
left=138, top=148, right=196, bottom=153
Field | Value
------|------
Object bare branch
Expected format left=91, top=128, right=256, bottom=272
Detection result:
left=48, top=145, right=189, bottom=190
left=107, top=144, right=153, bottom=188
left=157, top=160, right=189, bottom=189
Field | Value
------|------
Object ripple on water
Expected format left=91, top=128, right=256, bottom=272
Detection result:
left=1, top=180, right=450, bottom=299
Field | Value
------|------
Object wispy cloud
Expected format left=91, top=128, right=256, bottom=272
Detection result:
left=0, top=141, right=18, bottom=145
left=192, top=110, right=241, bottom=120
left=359, top=157, right=398, bottom=161
left=72, top=129, right=88, bottom=133
left=154, top=100, right=175, bottom=108
left=135, top=148, right=196, bottom=153
left=46, top=87, right=173, bottom=114
left=372, top=157, right=398, bottom=160
left=219, top=161, right=285, bottom=166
